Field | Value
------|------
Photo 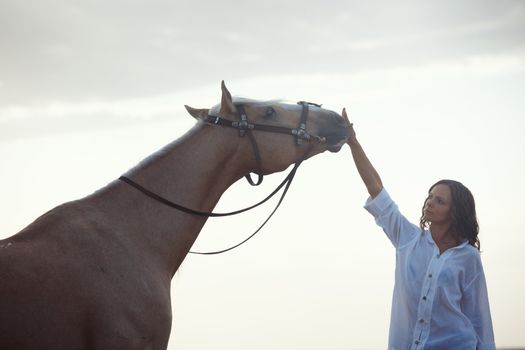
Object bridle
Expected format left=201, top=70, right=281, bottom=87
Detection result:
left=119, top=101, right=325, bottom=255
left=205, top=101, right=326, bottom=185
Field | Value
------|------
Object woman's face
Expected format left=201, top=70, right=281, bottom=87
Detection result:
left=423, top=184, right=452, bottom=225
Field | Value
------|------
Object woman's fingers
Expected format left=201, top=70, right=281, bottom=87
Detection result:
left=342, top=107, right=353, bottom=126
left=342, top=107, right=349, bottom=121
left=342, top=107, right=356, bottom=144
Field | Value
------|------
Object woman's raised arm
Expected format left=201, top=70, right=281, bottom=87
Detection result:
left=343, top=108, right=383, bottom=198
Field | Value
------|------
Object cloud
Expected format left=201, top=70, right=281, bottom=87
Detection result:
left=0, top=81, right=225, bottom=141
left=2, top=46, right=522, bottom=143
left=1, top=0, right=524, bottom=106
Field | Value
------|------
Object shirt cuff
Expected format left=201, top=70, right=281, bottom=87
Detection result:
left=363, top=187, right=391, bottom=217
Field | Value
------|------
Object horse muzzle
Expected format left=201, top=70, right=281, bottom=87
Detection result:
left=325, top=134, right=348, bottom=152
left=319, top=113, right=350, bottom=152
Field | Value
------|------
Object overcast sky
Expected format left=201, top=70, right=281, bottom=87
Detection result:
left=1, top=1, right=525, bottom=349
left=2, top=0, right=523, bottom=103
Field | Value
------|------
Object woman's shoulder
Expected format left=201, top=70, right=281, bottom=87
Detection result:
left=459, top=241, right=481, bottom=256
left=452, top=242, right=484, bottom=269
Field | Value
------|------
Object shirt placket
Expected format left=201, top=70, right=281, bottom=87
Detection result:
left=411, top=248, right=448, bottom=350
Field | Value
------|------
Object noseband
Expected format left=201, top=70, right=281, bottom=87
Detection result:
left=119, top=101, right=323, bottom=255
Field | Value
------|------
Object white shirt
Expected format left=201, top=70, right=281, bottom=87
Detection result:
left=364, top=188, right=495, bottom=350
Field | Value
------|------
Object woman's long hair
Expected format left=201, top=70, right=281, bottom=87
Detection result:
left=419, top=179, right=480, bottom=250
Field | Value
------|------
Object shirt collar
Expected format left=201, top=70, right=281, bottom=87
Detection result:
left=425, top=229, right=470, bottom=250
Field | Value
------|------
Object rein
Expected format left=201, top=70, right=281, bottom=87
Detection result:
left=118, top=101, right=321, bottom=255
left=119, top=146, right=311, bottom=255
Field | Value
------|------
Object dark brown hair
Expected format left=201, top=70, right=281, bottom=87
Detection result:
left=419, top=179, right=480, bottom=250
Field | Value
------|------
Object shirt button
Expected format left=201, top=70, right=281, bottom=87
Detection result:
left=415, top=340, right=420, bottom=345
left=422, top=296, right=427, bottom=301
left=419, top=319, right=425, bottom=323
left=428, top=273, right=433, bottom=278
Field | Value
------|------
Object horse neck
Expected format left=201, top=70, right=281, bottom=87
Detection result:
left=128, top=124, right=247, bottom=209
left=90, top=123, right=249, bottom=277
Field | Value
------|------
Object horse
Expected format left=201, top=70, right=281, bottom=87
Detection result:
left=0, top=81, right=349, bottom=350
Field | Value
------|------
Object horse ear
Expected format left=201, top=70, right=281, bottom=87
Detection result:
left=184, top=105, right=209, bottom=120
left=220, top=80, right=236, bottom=116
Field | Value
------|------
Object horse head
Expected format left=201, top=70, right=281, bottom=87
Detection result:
left=185, top=81, right=349, bottom=176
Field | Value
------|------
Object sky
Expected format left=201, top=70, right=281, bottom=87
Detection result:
left=1, top=0, right=525, bottom=349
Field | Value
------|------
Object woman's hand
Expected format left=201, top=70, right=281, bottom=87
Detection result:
left=342, top=108, right=357, bottom=146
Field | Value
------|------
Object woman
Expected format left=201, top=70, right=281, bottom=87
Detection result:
left=342, top=108, right=495, bottom=350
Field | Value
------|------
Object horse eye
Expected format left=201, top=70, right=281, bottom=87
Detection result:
left=265, top=107, right=276, bottom=118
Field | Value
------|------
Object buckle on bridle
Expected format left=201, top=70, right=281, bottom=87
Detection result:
left=294, top=101, right=321, bottom=145
left=232, top=112, right=254, bottom=137
left=292, top=123, right=310, bottom=144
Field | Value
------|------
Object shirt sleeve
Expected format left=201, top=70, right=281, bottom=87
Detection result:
left=461, top=261, right=496, bottom=350
left=363, top=188, right=421, bottom=249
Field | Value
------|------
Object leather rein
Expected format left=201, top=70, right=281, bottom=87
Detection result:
left=119, top=101, right=324, bottom=255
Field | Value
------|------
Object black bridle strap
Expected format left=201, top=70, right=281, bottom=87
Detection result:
left=118, top=163, right=300, bottom=254
left=295, top=101, right=309, bottom=145
left=244, top=129, right=264, bottom=186
left=204, top=115, right=324, bottom=143
left=188, top=160, right=301, bottom=255
left=118, top=143, right=313, bottom=255
left=235, top=104, right=264, bottom=186
left=189, top=143, right=313, bottom=255
left=119, top=163, right=295, bottom=218
left=192, top=141, right=312, bottom=254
